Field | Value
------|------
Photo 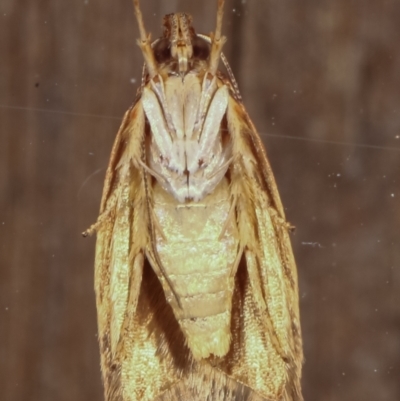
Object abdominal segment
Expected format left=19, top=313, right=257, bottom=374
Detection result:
left=148, top=177, right=240, bottom=360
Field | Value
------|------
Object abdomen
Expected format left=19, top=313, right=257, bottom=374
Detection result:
left=150, top=177, right=239, bottom=359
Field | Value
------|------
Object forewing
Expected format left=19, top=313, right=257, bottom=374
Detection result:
left=226, top=95, right=303, bottom=401
left=94, top=101, right=149, bottom=397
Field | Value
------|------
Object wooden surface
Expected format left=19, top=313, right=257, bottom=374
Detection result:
left=1, top=1, right=399, bottom=400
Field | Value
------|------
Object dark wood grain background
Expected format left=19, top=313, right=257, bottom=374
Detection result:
left=1, top=1, right=399, bottom=400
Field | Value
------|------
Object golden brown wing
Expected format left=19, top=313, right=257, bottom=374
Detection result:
left=90, top=100, right=151, bottom=399
left=223, top=94, right=303, bottom=401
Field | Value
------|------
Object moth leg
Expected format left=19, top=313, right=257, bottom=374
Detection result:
left=149, top=76, right=176, bottom=134
left=149, top=207, right=167, bottom=241
left=267, top=206, right=298, bottom=293
left=187, top=85, right=229, bottom=173
left=142, top=86, right=190, bottom=177
left=82, top=191, right=118, bottom=237
left=126, top=252, right=144, bottom=318
left=142, top=87, right=175, bottom=161
left=221, top=52, right=242, bottom=102
left=207, top=156, right=233, bottom=181
left=137, top=159, right=168, bottom=187
left=229, top=244, right=244, bottom=278
left=245, top=250, right=266, bottom=310
left=82, top=215, right=108, bottom=237
left=218, top=193, right=237, bottom=241
left=192, top=73, right=218, bottom=135
left=269, top=205, right=295, bottom=232
left=144, top=249, right=182, bottom=309
left=186, top=152, right=232, bottom=203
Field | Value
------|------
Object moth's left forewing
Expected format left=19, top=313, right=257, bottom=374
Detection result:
left=93, top=100, right=155, bottom=399
left=226, top=93, right=303, bottom=400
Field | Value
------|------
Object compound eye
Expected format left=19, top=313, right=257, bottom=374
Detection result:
left=153, top=39, right=172, bottom=64
left=192, top=36, right=211, bottom=60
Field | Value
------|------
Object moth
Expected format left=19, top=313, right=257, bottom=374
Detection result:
left=85, top=0, right=303, bottom=400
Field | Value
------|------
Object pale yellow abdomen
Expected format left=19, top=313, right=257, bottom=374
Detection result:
left=151, top=177, right=239, bottom=359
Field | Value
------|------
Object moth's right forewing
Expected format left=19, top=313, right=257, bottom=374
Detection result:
left=94, top=100, right=148, bottom=396
left=226, top=96, right=303, bottom=401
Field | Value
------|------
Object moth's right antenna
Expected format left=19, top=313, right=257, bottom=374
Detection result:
left=132, top=0, right=157, bottom=78
left=209, top=0, right=227, bottom=74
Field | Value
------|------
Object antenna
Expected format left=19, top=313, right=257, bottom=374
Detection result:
left=214, top=0, right=225, bottom=42
left=209, top=0, right=227, bottom=74
left=132, top=0, right=158, bottom=78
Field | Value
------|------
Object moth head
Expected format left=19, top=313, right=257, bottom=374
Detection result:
left=152, top=14, right=212, bottom=73
left=132, top=0, right=226, bottom=77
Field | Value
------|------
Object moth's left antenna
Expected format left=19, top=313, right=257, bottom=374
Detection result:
left=133, top=0, right=157, bottom=78
left=209, top=0, right=227, bottom=74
